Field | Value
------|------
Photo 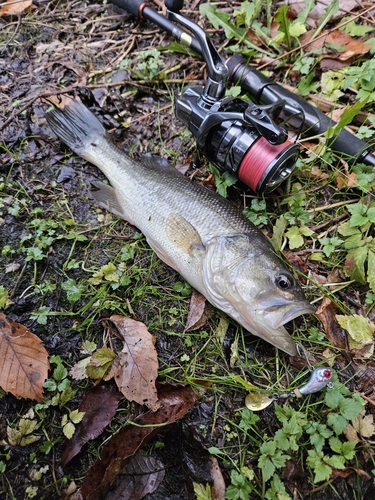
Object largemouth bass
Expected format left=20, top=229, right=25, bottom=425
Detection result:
left=46, top=98, right=315, bottom=355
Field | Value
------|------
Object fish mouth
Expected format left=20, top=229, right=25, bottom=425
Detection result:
left=263, top=302, right=316, bottom=329
left=240, top=301, right=316, bottom=356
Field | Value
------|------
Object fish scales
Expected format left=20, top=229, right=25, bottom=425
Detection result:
left=46, top=99, right=315, bottom=355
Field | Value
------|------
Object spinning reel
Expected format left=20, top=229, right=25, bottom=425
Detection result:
left=111, top=0, right=375, bottom=195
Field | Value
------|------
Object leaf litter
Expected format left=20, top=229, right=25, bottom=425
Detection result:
left=0, top=313, right=49, bottom=402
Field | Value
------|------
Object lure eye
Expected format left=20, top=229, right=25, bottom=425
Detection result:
left=276, top=274, right=294, bottom=290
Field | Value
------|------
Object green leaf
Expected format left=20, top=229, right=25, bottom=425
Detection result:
left=327, top=412, right=349, bottom=435
left=63, top=421, right=75, bottom=439
left=53, top=363, right=68, bottom=382
left=340, top=441, right=356, bottom=460
left=339, top=394, right=364, bottom=421
left=327, top=454, right=345, bottom=470
left=327, top=99, right=369, bottom=138
left=298, top=73, right=320, bottom=96
left=319, top=236, right=344, bottom=257
left=344, top=246, right=368, bottom=284
left=296, top=0, right=315, bottom=24
left=306, top=422, right=333, bottom=452
left=258, top=455, right=275, bottom=482
left=306, top=450, right=332, bottom=483
left=311, top=0, right=339, bottom=40
left=193, top=483, right=211, bottom=500
left=86, top=348, right=116, bottom=380
left=289, top=22, right=306, bottom=38
left=329, top=437, right=356, bottom=460
left=62, top=279, right=85, bottom=304
left=30, top=306, right=51, bottom=325
left=325, top=388, right=344, bottom=410
left=341, top=19, right=373, bottom=36
left=293, top=56, right=315, bottom=75
left=199, top=3, right=245, bottom=40
left=275, top=5, right=291, bottom=48
left=0, top=286, right=9, bottom=309
left=368, top=250, right=375, bottom=292
left=285, top=226, right=304, bottom=249
left=337, top=221, right=360, bottom=237
left=70, top=410, right=85, bottom=424
left=208, top=446, right=224, bottom=456
left=270, top=215, right=288, bottom=251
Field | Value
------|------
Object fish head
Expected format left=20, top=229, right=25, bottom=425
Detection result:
left=202, top=234, right=315, bottom=355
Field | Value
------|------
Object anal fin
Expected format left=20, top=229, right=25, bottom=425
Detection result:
left=91, top=181, right=127, bottom=220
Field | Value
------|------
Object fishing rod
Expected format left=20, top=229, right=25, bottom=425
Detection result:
left=110, top=0, right=375, bottom=195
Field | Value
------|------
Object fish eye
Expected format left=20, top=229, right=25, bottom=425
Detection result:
left=276, top=273, right=294, bottom=289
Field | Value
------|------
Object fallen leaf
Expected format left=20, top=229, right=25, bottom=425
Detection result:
left=110, top=315, right=160, bottom=411
left=0, top=0, right=32, bottom=16
left=0, top=313, right=49, bottom=402
left=69, top=357, right=92, bottom=381
left=334, top=171, right=358, bottom=189
left=344, top=411, right=375, bottom=443
left=7, top=408, right=40, bottom=446
left=185, top=290, right=208, bottom=331
left=316, top=297, right=347, bottom=349
left=61, top=382, right=122, bottom=467
left=210, top=456, right=226, bottom=500
left=288, top=0, right=362, bottom=28
left=86, top=348, right=116, bottom=380
left=5, top=262, right=20, bottom=273
left=300, top=30, right=371, bottom=61
left=79, top=383, right=199, bottom=500
left=104, top=452, right=165, bottom=500
left=336, top=314, right=375, bottom=357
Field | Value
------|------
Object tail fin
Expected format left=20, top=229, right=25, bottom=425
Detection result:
left=46, top=99, right=106, bottom=156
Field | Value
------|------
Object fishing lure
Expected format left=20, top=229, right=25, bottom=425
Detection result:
left=245, top=345, right=334, bottom=411
left=245, top=367, right=334, bottom=411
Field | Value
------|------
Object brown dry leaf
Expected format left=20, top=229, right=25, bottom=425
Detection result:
left=79, top=383, right=199, bottom=500
left=210, top=456, right=226, bottom=500
left=0, top=0, right=32, bottom=16
left=334, top=171, right=358, bottom=189
left=105, top=452, right=165, bottom=500
left=288, top=0, right=362, bottom=27
left=316, top=297, right=347, bottom=349
left=185, top=290, right=208, bottom=332
left=61, top=382, right=122, bottom=467
left=109, top=315, right=160, bottom=411
left=301, top=30, right=371, bottom=61
left=0, top=313, right=49, bottom=402
left=344, top=411, right=375, bottom=443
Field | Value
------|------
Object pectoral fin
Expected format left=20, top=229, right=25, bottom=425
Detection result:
left=166, top=214, right=204, bottom=255
left=91, top=181, right=128, bottom=220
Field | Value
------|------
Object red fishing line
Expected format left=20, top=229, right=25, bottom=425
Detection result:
left=238, top=137, right=293, bottom=192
